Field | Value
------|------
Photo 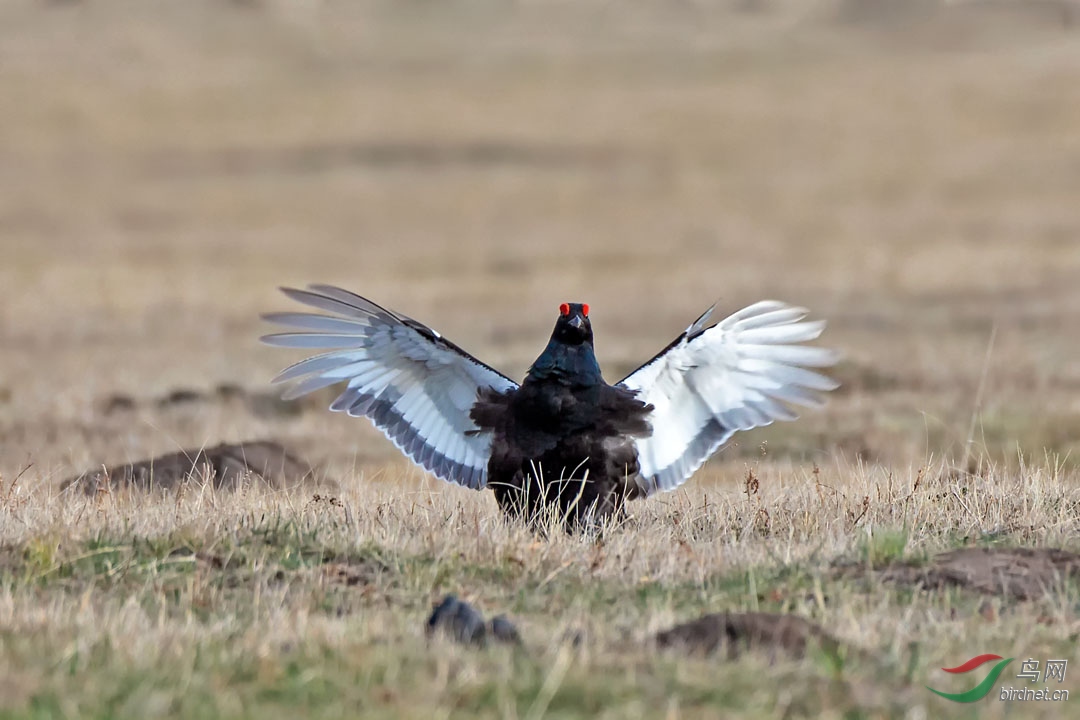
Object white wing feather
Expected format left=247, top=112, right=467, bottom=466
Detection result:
left=618, top=301, right=839, bottom=496
left=261, top=285, right=518, bottom=489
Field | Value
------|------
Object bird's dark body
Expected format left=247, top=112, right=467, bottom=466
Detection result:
left=470, top=304, right=653, bottom=528
left=472, top=381, right=651, bottom=527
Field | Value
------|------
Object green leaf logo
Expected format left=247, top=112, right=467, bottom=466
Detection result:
left=927, top=654, right=1014, bottom=703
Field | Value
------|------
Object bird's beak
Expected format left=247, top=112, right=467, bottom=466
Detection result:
left=568, top=315, right=585, bottom=330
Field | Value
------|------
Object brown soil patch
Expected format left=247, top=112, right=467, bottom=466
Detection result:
left=100, top=383, right=329, bottom=420
left=654, top=612, right=846, bottom=662
left=835, top=547, right=1080, bottom=601
left=60, top=441, right=331, bottom=495
left=322, top=561, right=383, bottom=588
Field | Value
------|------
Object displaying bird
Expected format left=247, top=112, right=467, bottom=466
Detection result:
left=261, top=286, right=839, bottom=529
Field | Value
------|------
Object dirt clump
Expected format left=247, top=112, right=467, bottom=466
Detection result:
left=60, top=440, right=331, bottom=494
left=836, top=547, right=1080, bottom=600
left=96, top=384, right=322, bottom=419
left=322, top=561, right=384, bottom=588
left=425, top=594, right=523, bottom=647
left=654, top=611, right=847, bottom=662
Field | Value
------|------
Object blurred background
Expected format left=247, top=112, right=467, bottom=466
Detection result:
left=2, top=0, right=1080, bottom=485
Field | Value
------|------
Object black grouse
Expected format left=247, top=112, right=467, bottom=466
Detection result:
left=261, top=286, right=839, bottom=528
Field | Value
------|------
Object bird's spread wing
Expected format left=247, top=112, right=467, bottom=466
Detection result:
left=617, top=301, right=839, bottom=497
left=260, top=285, right=518, bottom=490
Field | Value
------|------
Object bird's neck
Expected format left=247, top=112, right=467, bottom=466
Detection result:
left=526, top=339, right=604, bottom=387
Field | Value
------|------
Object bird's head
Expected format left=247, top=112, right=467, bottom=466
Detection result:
left=552, top=302, right=593, bottom=346
left=526, top=302, right=602, bottom=385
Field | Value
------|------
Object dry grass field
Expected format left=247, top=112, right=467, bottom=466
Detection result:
left=2, top=0, right=1080, bottom=717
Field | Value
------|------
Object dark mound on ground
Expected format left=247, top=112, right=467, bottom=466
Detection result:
left=100, top=383, right=322, bottom=419
left=834, top=547, right=1080, bottom=601
left=422, top=596, right=858, bottom=665
left=61, top=440, right=331, bottom=494
left=425, top=594, right=522, bottom=647
left=654, top=612, right=846, bottom=662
